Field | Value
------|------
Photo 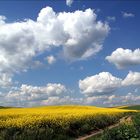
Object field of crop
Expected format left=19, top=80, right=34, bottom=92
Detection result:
left=117, top=105, right=140, bottom=110
left=90, top=112, right=140, bottom=140
left=0, top=105, right=133, bottom=140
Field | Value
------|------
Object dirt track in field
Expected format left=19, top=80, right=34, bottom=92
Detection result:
left=76, top=116, right=132, bottom=140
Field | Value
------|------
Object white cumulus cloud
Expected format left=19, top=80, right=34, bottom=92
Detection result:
left=5, top=83, right=67, bottom=106
left=0, top=73, right=12, bottom=88
left=85, top=92, right=140, bottom=107
left=66, top=0, right=73, bottom=7
left=122, top=71, right=140, bottom=86
left=0, top=15, right=6, bottom=24
left=0, top=6, right=109, bottom=88
left=79, top=72, right=122, bottom=96
left=20, top=83, right=67, bottom=97
left=122, top=12, right=135, bottom=18
left=41, top=96, right=83, bottom=106
left=106, top=48, right=140, bottom=69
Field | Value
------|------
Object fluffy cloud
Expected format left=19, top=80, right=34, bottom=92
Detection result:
left=3, top=92, right=140, bottom=107
left=66, top=0, right=73, bottom=7
left=106, top=48, right=140, bottom=69
left=36, top=7, right=109, bottom=61
left=4, top=70, right=138, bottom=107
left=1, top=80, right=140, bottom=107
left=85, top=94, right=123, bottom=106
left=0, top=16, right=6, bottom=24
left=62, top=12, right=109, bottom=60
left=4, top=83, right=67, bottom=106
left=122, top=71, right=140, bottom=86
left=21, top=83, right=66, bottom=96
left=79, top=72, right=122, bottom=96
left=85, top=92, right=140, bottom=107
left=41, top=96, right=83, bottom=106
left=45, top=55, right=56, bottom=65
left=85, top=95, right=108, bottom=105
left=79, top=71, right=140, bottom=97
left=29, top=83, right=64, bottom=97
left=0, top=6, right=109, bottom=87
left=105, top=93, right=140, bottom=106
left=2, top=83, right=86, bottom=107
left=0, top=73, right=12, bottom=88
left=122, top=12, right=135, bottom=18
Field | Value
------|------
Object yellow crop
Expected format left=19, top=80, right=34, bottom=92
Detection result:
left=0, top=105, right=132, bottom=129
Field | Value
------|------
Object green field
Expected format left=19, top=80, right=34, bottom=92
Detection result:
left=118, top=105, right=140, bottom=110
left=0, top=106, right=12, bottom=109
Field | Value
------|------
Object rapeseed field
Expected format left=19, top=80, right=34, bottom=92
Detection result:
left=0, top=105, right=133, bottom=140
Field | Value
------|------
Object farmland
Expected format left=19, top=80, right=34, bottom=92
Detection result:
left=0, top=105, right=134, bottom=140
left=89, top=113, right=140, bottom=140
left=117, top=105, right=140, bottom=110
left=86, top=105, right=140, bottom=140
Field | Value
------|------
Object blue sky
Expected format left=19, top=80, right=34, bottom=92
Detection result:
left=0, top=0, right=140, bottom=107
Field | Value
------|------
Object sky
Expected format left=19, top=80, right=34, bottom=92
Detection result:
left=0, top=0, right=140, bottom=107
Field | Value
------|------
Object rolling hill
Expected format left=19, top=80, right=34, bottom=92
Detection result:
left=117, top=105, right=140, bottom=110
